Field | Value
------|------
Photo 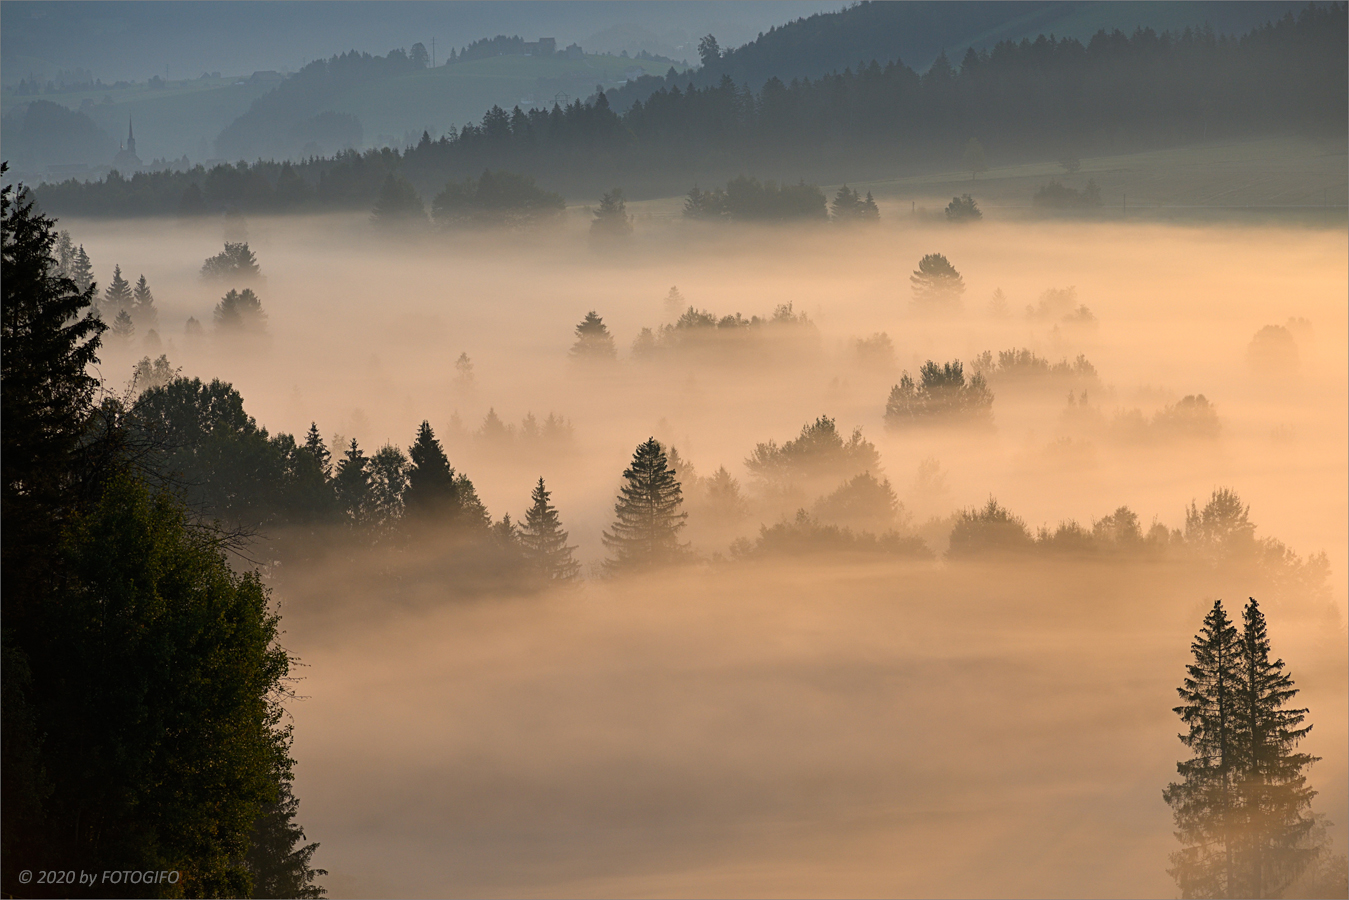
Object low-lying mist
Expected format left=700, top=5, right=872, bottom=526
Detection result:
left=70, top=207, right=1347, bottom=897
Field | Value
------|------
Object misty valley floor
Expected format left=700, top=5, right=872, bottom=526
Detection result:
left=280, top=560, right=1345, bottom=898
left=64, top=154, right=1349, bottom=896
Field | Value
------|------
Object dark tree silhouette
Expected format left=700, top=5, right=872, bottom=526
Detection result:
left=214, top=288, right=268, bottom=333
left=603, top=437, right=688, bottom=571
left=371, top=173, right=426, bottom=226
left=569, top=311, right=617, bottom=360
left=945, top=194, right=982, bottom=222
left=590, top=188, right=633, bottom=239
left=110, top=308, right=135, bottom=342
left=1165, top=600, right=1245, bottom=899
left=403, top=420, right=488, bottom=530
left=885, top=360, right=993, bottom=428
left=244, top=775, right=327, bottom=899
left=519, top=477, right=581, bottom=582
left=70, top=244, right=94, bottom=293
left=333, top=438, right=370, bottom=526
left=302, top=423, right=332, bottom=479
left=201, top=242, right=261, bottom=280
left=910, top=253, right=965, bottom=309
left=101, top=263, right=133, bottom=319
left=1165, top=598, right=1324, bottom=899
left=131, top=273, right=158, bottom=329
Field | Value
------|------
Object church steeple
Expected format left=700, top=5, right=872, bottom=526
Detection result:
left=126, top=118, right=136, bottom=157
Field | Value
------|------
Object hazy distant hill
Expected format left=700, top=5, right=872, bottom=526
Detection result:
left=214, top=47, right=690, bottom=161
left=603, top=0, right=1308, bottom=111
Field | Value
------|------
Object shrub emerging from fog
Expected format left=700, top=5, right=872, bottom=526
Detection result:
left=631, top=302, right=815, bottom=362
left=746, top=416, right=881, bottom=496
left=603, top=437, right=689, bottom=572
left=947, top=498, right=1034, bottom=557
left=1152, top=394, right=1221, bottom=440
left=1026, top=286, right=1096, bottom=328
left=854, top=332, right=895, bottom=370
left=732, top=509, right=931, bottom=559
left=569, top=311, right=617, bottom=360
left=590, top=188, right=633, bottom=240
left=432, top=169, right=565, bottom=228
left=683, top=176, right=827, bottom=221
left=944, top=194, right=982, bottom=222
left=910, top=253, right=965, bottom=310
left=831, top=185, right=880, bottom=222
left=811, top=471, right=908, bottom=534
left=1032, top=179, right=1102, bottom=208
left=129, top=353, right=179, bottom=394
left=885, top=360, right=993, bottom=429
left=201, top=242, right=261, bottom=280
left=214, top=288, right=268, bottom=334
left=972, top=348, right=1099, bottom=392
left=1247, top=324, right=1300, bottom=375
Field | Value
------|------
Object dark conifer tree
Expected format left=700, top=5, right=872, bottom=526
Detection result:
left=590, top=188, right=633, bottom=239
left=405, top=420, right=455, bottom=516
left=570, top=311, right=617, bottom=360
left=1165, top=598, right=1325, bottom=899
left=214, top=288, right=268, bottom=333
left=102, top=263, right=132, bottom=318
left=302, top=423, right=331, bottom=479
left=131, top=274, right=158, bottom=329
left=333, top=438, right=370, bottom=526
left=70, top=244, right=94, bottom=294
left=519, top=477, right=581, bottom=582
left=1, top=163, right=105, bottom=621
left=1234, top=598, right=1319, bottom=897
left=909, top=253, right=966, bottom=309
left=111, top=308, right=135, bottom=342
left=602, top=437, right=688, bottom=571
left=371, top=174, right=426, bottom=226
left=244, top=776, right=327, bottom=899
left=404, top=420, right=489, bottom=530
left=1165, top=600, right=1244, bottom=899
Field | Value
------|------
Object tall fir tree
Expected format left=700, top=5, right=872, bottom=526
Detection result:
left=131, top=273, right=158, bottom=330
left=569, top=311, right=617, bottom=360
left=403, top=420, right=489, bottom=530
left=1165, top=598, right=1325, bottom=898
left=301, top=423, right=331, bottom=479
left=1165, top=600, right=1244, bottom=899
left=333, top=438, right=370, bottom=526
left=519, top=477, right=581, bottom=582
left=1234, top=598, right=1319, bottom=898
left=102, top=263, right=133, bottom=319
left=70, top=244, right=94, bottom=294
left=602, top=437, right=688, bottom=572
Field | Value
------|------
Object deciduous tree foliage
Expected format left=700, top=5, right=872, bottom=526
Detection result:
left=2, top=166, right=323, bottom=898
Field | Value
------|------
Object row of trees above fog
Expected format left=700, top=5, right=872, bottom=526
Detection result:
left=32, top=4, right=1347, bottom=216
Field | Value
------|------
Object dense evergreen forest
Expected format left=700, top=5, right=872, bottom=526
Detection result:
left=33, top=3, right=1347, bottom=215
left=1, top=169, right=325, bottom=897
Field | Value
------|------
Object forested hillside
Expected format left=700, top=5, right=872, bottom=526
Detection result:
left=35, top=4, right=1346, bottom=215
left=601, top=0, right=1309, bottom=112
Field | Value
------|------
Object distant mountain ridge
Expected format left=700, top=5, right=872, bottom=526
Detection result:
left=602, top=0, right=1309, bottom=111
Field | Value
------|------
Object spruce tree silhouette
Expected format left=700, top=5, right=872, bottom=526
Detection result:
left=602, top=437, right=687, bottom=572
left=1165, top=598, right=1324, bottom=898
left=519, top=477, right=581, bottom=582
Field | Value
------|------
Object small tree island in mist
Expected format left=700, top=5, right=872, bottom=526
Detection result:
left=3, top=1, right=1347, bottom=897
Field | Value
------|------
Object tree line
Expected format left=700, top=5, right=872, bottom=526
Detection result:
left=32, top=3, right=1347, bottom=216
left=2, top=166, right=325, bottom=898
